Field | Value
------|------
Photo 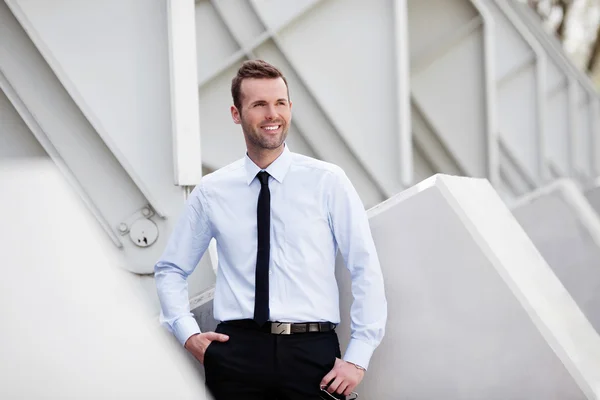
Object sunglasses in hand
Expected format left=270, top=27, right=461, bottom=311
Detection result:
left=319, top=385, right=358, bottom=400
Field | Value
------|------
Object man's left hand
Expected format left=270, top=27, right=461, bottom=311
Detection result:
left=320, top=358, right=365, bottom=397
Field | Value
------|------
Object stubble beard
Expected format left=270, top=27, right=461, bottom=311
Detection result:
left=242, top=118, right=289, bottom=151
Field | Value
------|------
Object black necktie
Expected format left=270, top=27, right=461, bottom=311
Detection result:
left=254, top=171, right=270, bottom=326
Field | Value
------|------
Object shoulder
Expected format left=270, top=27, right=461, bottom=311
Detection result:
left=198, top=158, right=245, bottom=186
left=290, top=152, right=346, bottom=180
left=191, top=158, right=245, bottom=199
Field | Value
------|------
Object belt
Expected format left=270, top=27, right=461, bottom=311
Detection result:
left=223, top=319, right=336, bottom=335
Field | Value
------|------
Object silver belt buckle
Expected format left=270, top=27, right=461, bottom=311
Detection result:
left=271, top=322, right=292, bottom=335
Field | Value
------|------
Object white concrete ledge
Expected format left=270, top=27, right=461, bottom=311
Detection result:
left=0, top=159, right=208, bottom=399
left=335, top=174, right=600, bottom=399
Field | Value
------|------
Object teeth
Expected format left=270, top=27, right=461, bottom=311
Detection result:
left=263, top=125, right=279, bottom=131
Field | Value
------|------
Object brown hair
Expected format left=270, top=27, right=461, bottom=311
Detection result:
left=231, top=59, right=289, bottom=112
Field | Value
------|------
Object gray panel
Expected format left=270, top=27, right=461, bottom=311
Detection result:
left=250, top=0, right=320, bottom=32
left=0, top=88, right=46, bottom=158
left=498, top=65, right=539, bottom=180
left=499, top=138, right=534, bottom=197
left=210, top=0, right=265, bottom=48
left=411, top=29, right=488, bottom=177
left=513, top=180, right=600, bottom=335
left=492, top=6, right=534, bottom=81
left=283, top=124, right=318, bottom=158
left=199, top=62, right=249, bottom=169
left=411, top=101, right=464, bottom=179
left=408, top=0, right=478, bottom=58
left=335, top=175, right=600, bottom=399
left=412, top=141, right=436, bottom=184
left=195, top=0, right=241, bottom=81
left=585, top=185, right=600, bottom=218
left=275, top=0, right=401, bottom=195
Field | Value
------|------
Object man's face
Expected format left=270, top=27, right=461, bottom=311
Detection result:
left=231, top=77, right=292, bottom=152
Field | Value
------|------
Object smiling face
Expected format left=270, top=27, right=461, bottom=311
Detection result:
left=231, top=77, right=292, bottom=154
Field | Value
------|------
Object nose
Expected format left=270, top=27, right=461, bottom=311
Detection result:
left=265, top=104, right=277, bottom=120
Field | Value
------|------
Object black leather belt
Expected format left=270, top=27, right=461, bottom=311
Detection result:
left=223, top=319, right=336, bottom=335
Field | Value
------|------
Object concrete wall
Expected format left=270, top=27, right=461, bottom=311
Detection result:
left=334, top=174, right=600, bottom=399
left=0, top=159, right=209, bottom=399
left=512, top=179, right=600, bottom=334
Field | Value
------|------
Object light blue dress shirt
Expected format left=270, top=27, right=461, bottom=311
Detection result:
left=154, top=144, right=387, bottom=369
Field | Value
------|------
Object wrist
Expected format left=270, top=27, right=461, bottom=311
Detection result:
left=346, top=360, right=366, bottom=371
left=184, top=333, right=200, bottom=349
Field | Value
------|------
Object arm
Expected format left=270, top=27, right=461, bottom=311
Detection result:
left=328, top=168, right=387, bottom=370
left=154, top=184, right=213, bottom=346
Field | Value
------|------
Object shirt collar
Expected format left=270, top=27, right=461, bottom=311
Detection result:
left=245, top=143, right=292, bottom=185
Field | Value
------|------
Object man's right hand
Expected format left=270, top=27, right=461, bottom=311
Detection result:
left=184, top=332, right=229, bottom=364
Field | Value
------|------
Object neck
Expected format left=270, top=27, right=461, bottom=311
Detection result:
left=247, top=145, right=284, bottom=170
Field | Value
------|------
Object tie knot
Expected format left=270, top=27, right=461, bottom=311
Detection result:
left=257, top=171, right=270, bottom=185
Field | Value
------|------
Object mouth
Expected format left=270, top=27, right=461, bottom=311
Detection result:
left=260, top=124, right=282, bottom=134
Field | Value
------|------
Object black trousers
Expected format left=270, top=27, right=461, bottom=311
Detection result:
left=204, top=321, right=343, bottom=399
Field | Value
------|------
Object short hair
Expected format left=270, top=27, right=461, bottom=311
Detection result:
left=231, top=59, right=289, bottom=112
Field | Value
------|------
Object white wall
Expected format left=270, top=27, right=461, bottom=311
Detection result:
left=0, top=159, right=209, bottom=399
left=335, top=174, right=600, bottom=399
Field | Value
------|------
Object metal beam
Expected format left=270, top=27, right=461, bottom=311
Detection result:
left=486, top=0, right=548, bottom=184
left=0, top=69, right=122, bottom=248
left=492, top=0, right=549, bottom=183
left=470, top=0, right=499, bottom=187
left=394, top=0, right=413, bottom=188
left=4, top=0, right=167, bottom=217
left=0, top=1, right=166, bottom=274
left=166, top=0, right=203, bottom=186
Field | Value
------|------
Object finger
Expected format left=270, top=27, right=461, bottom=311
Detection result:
left=327, top=377, right=343, bottom=394
left=336, top=382, right=349, bottom=395
left=343, top=384, right=354, bottom=396
left=205, top=332, right=229, bottom=342
left=320, top=370, right=337, bottom=388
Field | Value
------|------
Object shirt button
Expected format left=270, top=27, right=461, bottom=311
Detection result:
left=269, top=270, right=272, bottom=275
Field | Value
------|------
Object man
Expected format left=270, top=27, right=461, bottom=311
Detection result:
left=154, top=59, right=387, bottom=399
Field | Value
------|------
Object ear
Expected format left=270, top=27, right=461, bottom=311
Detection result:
left=231, top=105, right=241, bottom=125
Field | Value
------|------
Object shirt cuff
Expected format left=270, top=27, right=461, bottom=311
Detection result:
left=173, top=315, right=201, bottom=346
left=343, top=338, right=376, bottom=370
